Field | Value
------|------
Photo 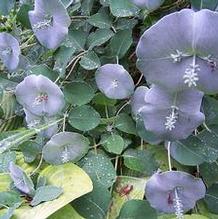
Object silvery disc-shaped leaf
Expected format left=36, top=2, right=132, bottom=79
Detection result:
left=131, top=86, right=148, bottom=117
left=0, top=32, right=20, bottom=71
left=131, top=0, right=165, bottom=10
left=24, top=108, right=58, bottom=139
left=145, top=171, right=206, bottom=213
left=15, top=74, right=65, bottom=117
left=95, top=64, right=134, bottom=99
left=140, top=85, right=205, bottom=141
left=42, top=132, right=89, bottom=165
left=136, top=9, right=218, bottom=94
left=28, top=0, right=71, bottom=49
left=8, top=162, right=35, bottom=196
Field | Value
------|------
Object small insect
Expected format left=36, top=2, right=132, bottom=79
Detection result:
left=117, top=184, right=133, bottom=197
left=207, top=58, right=217, bottom=72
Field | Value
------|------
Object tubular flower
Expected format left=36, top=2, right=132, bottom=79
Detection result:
left=136, top=9, right=218, bottom=94
left=140, top=85, right=205, bottom=141
left=95, top=64, right=135, bottom=99
left=29, top=0, right=71, bottom=49
left=15, top=74, right=65, bottom=117
left=145, top=171, right=206, bottom=216
left=0, top=32, right=20, bottom=71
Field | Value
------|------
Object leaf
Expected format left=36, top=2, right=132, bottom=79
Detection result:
left=13, top=163, right=93, bottom=219
left=115, top=18, right=138, bottom=30
left=0, top=151, right=16, bottom=173
left=171, top=215, right=209, bottom=219
left=73, top=182, right=111, bottom=219
left=109, top=0, right=139, bottom=17
left=87, top=29, right=114, bottom=49
left=87, top=10, right=112, bottom=29
left=79, top=51, right=101, bottom=70
left=17, top=4, right=32, bottom=28
left=123, top=149, right=159, bottom=176
left=117, top=200, right=157, bottom=219
left=171, top=126, right=218, bottom=166
left=48, top=205, right=84, bottom=219
left=0, top=174, right=11, bottom=192
left=68, top=105, right=101, bottom=131
left=109, top=30, right=133, bottom=58
left=92, top=93, right=117, bottom=106
left=31, top=186, right=63, bottom=206
left=115, top=113, right=136, bottom=135
left=205, top=183, right=218, bottom=214
left=102, top=134, right=124, bottom=154
left=64, top=81, right=95, bottom=106
left=191, top=0, right=218, bottom=10
left=81, top=153, right=116, bottom=188
left=0, top=0, right=15, bottom=15
left=108, top=176, right=147, bottom=219
left=0, top=191, right=21, bottom=208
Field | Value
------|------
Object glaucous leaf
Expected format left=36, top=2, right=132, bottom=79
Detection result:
left=31, top=185, right=63, bottom=206
left=95, top=64, right=135, bottom=99
left=28, top=0, right=71, bottom=49
left=42, top=132, right=89, bottom=165
left=0, top=151, right=16, bottom=173
left=0, top=191, right=21, bottom=208
left=131, top=0, right=164, bottom=10
left=102, top=134, right=124, bottom=154
left=205, top=183, right=218, bottom=214
left=79, top=51, right=101, bottom=70
left=145, top=171, right=206, bottom=213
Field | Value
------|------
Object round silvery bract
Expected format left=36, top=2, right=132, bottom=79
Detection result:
left=131, top=86, right=148, bottom=117
left=42, top=132, right=89, bottom=165
left=131, top=0, right=164, bottom=10
left=136, top=9, right=218, bottom=94
left=0, top=32, right=20, bottom=71
left=24, top=108, right=58, bottom=139
left=29, top=0, right=71, bottom=49
left=15, top=74, right=65, bottom=117
left=95, top=64, right=135, bottom=99
left=140, top=85, right=205, bottom=141
left=145, top=171, right=206, bottom=213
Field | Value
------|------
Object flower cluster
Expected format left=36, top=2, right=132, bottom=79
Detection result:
left=131, top=8, right=215, bottom=216
left=15, top=74, right=65, bottom=138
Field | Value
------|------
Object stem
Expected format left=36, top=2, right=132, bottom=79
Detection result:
left=116, top=100, right=130, bottom=117
left=135, top=74, right=143, bottom=87
left=167, top=141, right=172, bottom=171
left=30, top=154, right=43, bottom=176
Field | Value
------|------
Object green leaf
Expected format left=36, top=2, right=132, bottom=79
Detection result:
left=81, top=0, right=94, bottom=15
left=102, top=134, right=124, bottom=154
left=115, top=18, right=138, bottom=30
left=64, top=29, right=87, bottom=52
left=123, top=149, right=158, bottom=176
left=13, top=163, right=93, bottom=219
left=64, top=81, right=95, bottom=106
left=200, top=162, right=218, bottom=186
left=87, top=10, right=112, bottom=29
left=0, top=151, right=16, bottom=173
left=109, top=30, right=133, bottom=58
left=191, top=0, right=218, bottom=10
left=48, top=205, right=84, bottom=219
left=79, top=51, right=101, bottom=70
left=31, top=186, right=63, bottom=206
left=17, top=4, right=32, bottom=28
left=92, top=93, right=117, bottom=106
left=73, top=182, right=111, bottom=219
left=87, top=29, right=114, bottom=49
left=28, top=65, right=58, bottom=82
left=81, top=153, right=116, bottom=188
left=205, top=183, right=218, bottom=214
left=172, top=215, right=209, bottom=219
left=108, top=176, right=147, bottom=219
left=0, top=191, right=21, bottom=208
left=0, top=174, right=11, bottom=192
left=68, top=105, right=101, bottom=131
left=115, top=113, right=136, bottom=135
left=109, top=0, right=139, bottom=17
left=117, top=200, right=157, bottom=219
left=0, top=0, right=14, bottom=15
